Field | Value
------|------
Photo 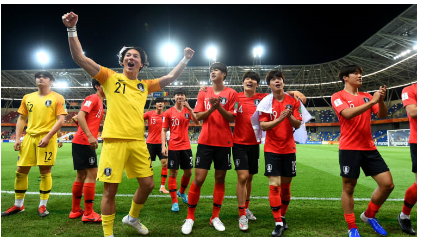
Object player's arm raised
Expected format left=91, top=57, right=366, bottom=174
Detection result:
left=158, top=48, right=195, bottom=89
left=62, top=12, right=100, bottom=77
left=340, top=92, right=381, bottom=120
left=14, top=114, right=28, bottom=151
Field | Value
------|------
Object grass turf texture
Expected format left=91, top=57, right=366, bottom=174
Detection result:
left=1, top=143, right=417, bottom=237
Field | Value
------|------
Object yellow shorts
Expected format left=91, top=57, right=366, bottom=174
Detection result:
left=97, top=139, right=153, bottom=183
left=18, top=133, right=58, bottom=166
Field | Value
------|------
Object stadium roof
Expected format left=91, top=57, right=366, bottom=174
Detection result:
left=1, top=5, right=417, bottom=103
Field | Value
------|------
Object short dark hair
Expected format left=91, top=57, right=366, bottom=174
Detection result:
left=35, top=71, right=55, bottom=82
left=91, top=79, right=101, bottom=92
left=242, top=71, right=260, bottom=83
left=117, top=46, right=149, bottom=71
left=174, top=88, right=186, bottom=96
left=265, top=70, right=285, bottom=86
left=210, top=62, right=228, bottom=80
left=154, top=97, right=165, bottom=104
left=338, top=65, right=363, bottom=83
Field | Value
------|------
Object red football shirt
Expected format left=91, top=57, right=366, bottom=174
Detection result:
left=259, top=95, right=302, bottom=154
left=331, top=90, right=379, bottom=150
left=163, top=106, right=194, bottom=150
left=402, top=83, right=417, bottom=144
left=144, top=110, right=163, bottom=144
left=194, top=87, right=238, bottom=147
left=233, top=92, right=268, bottom=145
left=73, top=94, right=104, bottom=145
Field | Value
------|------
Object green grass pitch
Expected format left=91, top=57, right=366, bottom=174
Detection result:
left=1, top=143, right=417, bottom=237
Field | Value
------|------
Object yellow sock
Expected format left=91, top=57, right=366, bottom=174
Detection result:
left=39, top=173, right=52, bottom=200
left=101, top=213, right=115, bottom=237
left=129, top=200, right=144, bottom=218
left=15, top=171, right=28, bottom=200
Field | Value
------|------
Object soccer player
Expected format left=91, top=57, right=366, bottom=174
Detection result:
left=69, top=79, right=105, bottom=223
left=181, top=62, right=238, bottom=234
left=63, top=11, right=194, bottom=237
left=161, top=88, right=198, bottom=212
left=258, top=70, right=301, bottom=237
left=397, top=70, right=417, bottom=235
left=331, top=65, right=393, bottom=237
left=144, top=97, right=169, bottom=194
left=1, top=71, right=67, bottom=217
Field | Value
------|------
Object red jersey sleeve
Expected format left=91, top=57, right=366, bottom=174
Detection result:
left=162, top=110, right=170, bottom=129
left=194, top=91, right=205, bottom=113
left=402, top=85, right=417, bottom=107
left=143, top=111, right=149, bottom=121
left=331, top=92, right=349, bottom=116
left=293, top=100, right=302, bottom=121
left=227, top=90, right=238, bottom=116
left=80, top=95, right=97, bottom=114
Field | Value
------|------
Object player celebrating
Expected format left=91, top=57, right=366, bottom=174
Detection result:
left=1, top=71, right=67, bottom=217
left=397, top=69, right=417, bottom=235
left=69, top=79, right=105, bottom=223
left=258, top=71, right=301, bottom=237
left=181, top=62, right=238, bottom=234
left=62, top=11, right=194, bottom=237
left=144, top=97, right=169, bottom=194
left=161, top=88, right=198, bottom=212
left=331, top=65, right=393, bottom=237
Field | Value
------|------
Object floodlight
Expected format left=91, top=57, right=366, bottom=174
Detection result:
left=413, top=45, right=417, bottom=50
left=253, top=46, right=263, bottom=58
left=162, top=44, right=177, bottom=63
left=206, top=47, right=217, bottom=61
left=36, top=51, right=50, bottom=65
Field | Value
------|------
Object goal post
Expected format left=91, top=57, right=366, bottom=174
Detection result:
left=387, top=129, right=410, bottom=147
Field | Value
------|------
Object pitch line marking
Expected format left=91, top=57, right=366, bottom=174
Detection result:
left=0, top=191, right=404, bottom=202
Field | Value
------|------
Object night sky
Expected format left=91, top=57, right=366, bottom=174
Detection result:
left=1, top=4, right=412, bottom=70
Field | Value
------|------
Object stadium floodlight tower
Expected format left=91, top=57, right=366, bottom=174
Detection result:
left=36, top=51, right=50, bottom=69
left=206, top=46, right=217, bottom=67
left=162, top=44, right=178, bottom=67
left=253, top=46, right=263, bottom=66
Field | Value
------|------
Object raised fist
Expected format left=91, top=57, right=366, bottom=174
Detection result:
left=62, top=12, right=78, bottom=28
left=184, top=47, right=195, bottom=59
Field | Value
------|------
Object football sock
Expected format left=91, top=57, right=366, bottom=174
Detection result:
left=39, top=173, right=52, bottom=204
left=14, top=171, right=28, bottom=207
left=364, top=201, right=381, bottom=218
left=269, top=185, right=282, bottom=223
left=83, top=182, right=96, bottom=215
left=402, top=182, right=417, bottom=215
left=179, top=174, right=191, bottom=194
left=187, top=182, right=201, bottom=221
left=129, top=200, right=144, bottom=219
left=344, top=213, right=358, bottom=230
left=280, top=182, right=291, bottom=217
left=101, top=213, right=115, bottom=237
left=245, top=199, right=250, bottom=209
left=161, top=167, right=168, bottom=186
left=211, top=182, right=225, bottom=220
left=168, top=176, right=178, bottom=204
left=238, top=205, right=247, bottom=217
left=71, top=181, right=84, bottom=212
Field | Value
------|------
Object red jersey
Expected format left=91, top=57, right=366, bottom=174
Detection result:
left=194, top=87, right=238, bottom=147
left=234, top=92, right=268, bottom=145
left=259, top=95, right=302, bottom=154
left=163, top=106, right=194, bottom=150
left=144, top=110, right=163, bottom=144
left=331, top=90, right=379, bottom=150
left=402, top=83, right=417, bottom=144
left=73, top=94, right=104, bottom=145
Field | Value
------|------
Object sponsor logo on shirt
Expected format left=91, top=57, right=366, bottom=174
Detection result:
left=402, top=92, right=409, bottom=101
left=137, top=83, right=145, bottom=92
left=334, top=98, right=343, bottom=107
left=45, top=100, right=52, bottom=107
left=84, top=101, right=92, bottom=107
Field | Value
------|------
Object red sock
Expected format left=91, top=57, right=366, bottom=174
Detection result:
left=72, top=181, right=83, bottom=212
left=280, top=183, right=291, bottom=217
left=83, top=182, right=96, bottom=215
left=245, top=199, right=250, bottom=209
left=179, top=174, right=191, bottom=194
left=168, top=176, right=178, bottom=204
left=402, top=183, right=417, bottom=215
left=161, top=167, right=168, bottom=186
left=344, top=213, right=358, bottom=230
left=187, top=182, right=201, bottom=221
left=364, top=201, right=381, bottom=218
left=269, top=185, right=282, bottom=223
left=238, top=205, right=247, bottom=217
left=211, top=182, right=225, bottom=220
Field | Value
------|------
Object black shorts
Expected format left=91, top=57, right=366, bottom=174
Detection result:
left=264, top=152, right=296, bottom=177
left=410, top=144, right=417, bottom=173
left=72, top=143, right=98, bottom=170
left=147, top=143, right=166, bottom=161
left=195, top=144, right=232, bottom=170
left=339, top=150, right=390, bottom=179
left=168, top=149, right=193, bottom=170
left=232, top=143, right=259, bottom=174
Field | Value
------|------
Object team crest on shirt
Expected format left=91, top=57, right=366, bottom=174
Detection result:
left=254, top=99, right=260, bottom=106
left=220, top=97, right=228, bottom=105
left=235, top=159, right=240, bottom=167
left=137, top=83, right=145, bottom=92
left=104, top=167, right=112, bottom=177
left=45, top=100, right=52, bottom=107
left=343, top=166, right=350, bottom=175
left=266, top=164, right=273, bottom=173
left=89, top=157, right=95, bottom=165
left=185, top=113, right=190, bottom=119
left=363, top=97, right=370, bottom=103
